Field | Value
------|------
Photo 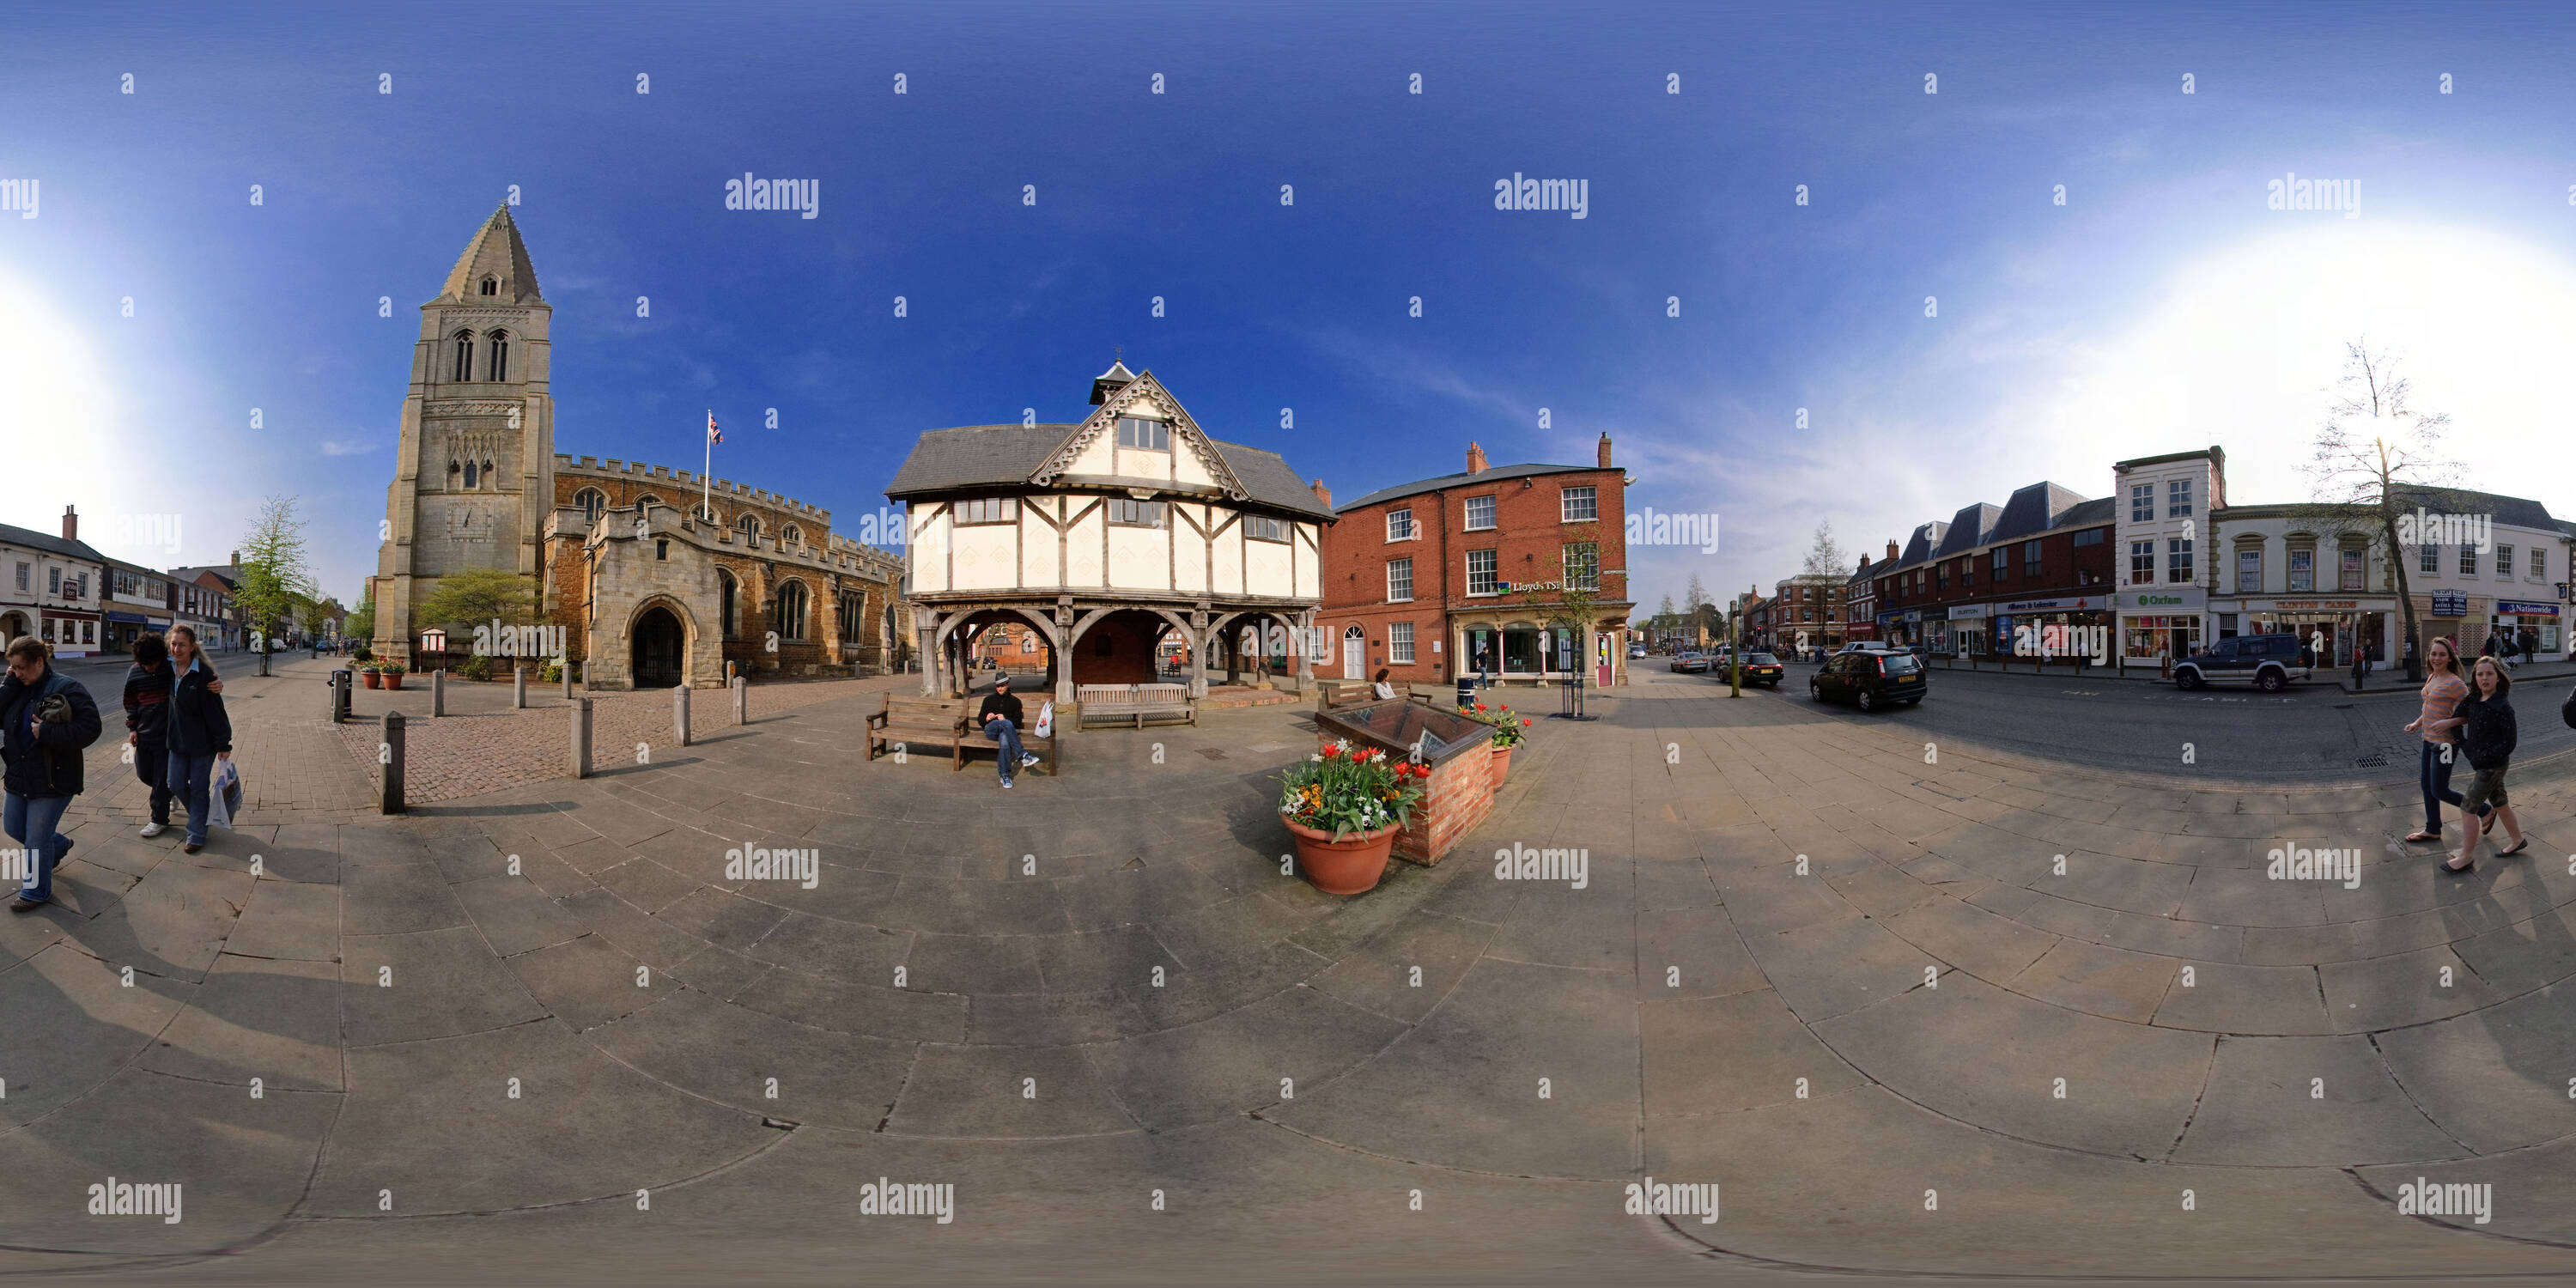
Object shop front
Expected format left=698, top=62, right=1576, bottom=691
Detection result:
left=2494, top=599, right=2561, bottom=659
left=1875, top=609, right=1924, bottom=648
left=1945, top=603, right=1989, bottom=656
left=1993, top=593, right=2113, bottom=665
left=2116, top=586, right=2205, bottom=670
left=2235, top=597, right=2393, bottom=669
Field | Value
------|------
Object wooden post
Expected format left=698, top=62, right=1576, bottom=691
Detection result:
left=379, top=712, right=405, bottom=814
left=570, top=698, right=592, bottom=779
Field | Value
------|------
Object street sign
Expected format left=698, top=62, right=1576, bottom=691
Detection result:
left=2429, top=592, right=2467, bottom=617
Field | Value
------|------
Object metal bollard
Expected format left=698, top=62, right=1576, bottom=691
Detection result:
left=569, top=697, right=592, bottom=779
left=380, top=712, right=405, bottom=814
left=675, top=684, right=691, bottom=747
left=431, top=669, right=446, bottom=717
left=329, top=669, right=351, bottom=724
left=732, top=675, right=748, bottom=726
left=513, top=666, right=527, bottom=709
left=560, top=660, right=573, bottom=699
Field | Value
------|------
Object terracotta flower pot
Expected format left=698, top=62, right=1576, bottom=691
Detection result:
left=361, top=671, right=382, bottom=690
left=1491, top=744, right=1513, bottom=784
left=1285, top=818, right=1400, bottom=896
left=385, top=673, right=404, bottom=690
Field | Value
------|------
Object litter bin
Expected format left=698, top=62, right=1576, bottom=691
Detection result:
left=1454, top=677, right=1475, bottom=710
left=329, top=668, right=353, bottom=723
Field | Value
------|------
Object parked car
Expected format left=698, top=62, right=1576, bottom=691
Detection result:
left=1732, top=651, right=1785, bottom=687
left=1670, top=651, right=1710, bottom=673
left=2172, top=633, right=2312, bottom=692
left=1810, top=647, right=1927, bottom=711
left=1629, top=644, right=1648, bottom=659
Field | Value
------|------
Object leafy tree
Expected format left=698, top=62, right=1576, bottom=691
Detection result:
left=2300, top=340, right=2458, bottom=683
left=234, top=496, right=318, bottom=650
left=415, top=567, right=539, bottom=634
left=346, top=591, right=375, bottom=641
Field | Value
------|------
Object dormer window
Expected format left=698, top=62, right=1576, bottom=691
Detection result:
left=1115, top=416, right=1170, bottom=451
left=480, top=276, right=498, bottom=296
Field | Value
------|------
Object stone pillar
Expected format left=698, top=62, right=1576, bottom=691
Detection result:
left=674, top=684, right=691, bottom=746
left=513, top=667, right=527, bottom=708
left=569, top=698, right=592, bottom=779
left=379, top=712, right=404, bottom=815
left=732, top=675, right=748, bottom=726
left=560, top=659, right=573, bottom=699
left=430, top=669, right=446, bottom=717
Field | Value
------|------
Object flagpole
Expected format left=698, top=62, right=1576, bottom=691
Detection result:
left=702, top=410, right=713, bottom=525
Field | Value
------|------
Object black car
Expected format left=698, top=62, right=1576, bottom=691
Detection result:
left=2171, top=634, right=2312, bottom=692
left=1728, top=652, right=1785, bottom=687
left=1810, top=647, right=1927, bottom=710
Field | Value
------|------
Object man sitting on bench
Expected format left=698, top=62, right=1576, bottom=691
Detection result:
left=976, top=676, right=1042, bottom=789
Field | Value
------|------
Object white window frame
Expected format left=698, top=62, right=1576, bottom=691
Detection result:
left=1386, top=508, right=1415, bottom=542
left=1115, top=416, right=1170, bottom=451
left=1466, top=549, right=1499, bottom=596
left=1463, top=495, right=1497, bottom=532
left=1387, top=557, right=1413, bottom=602
left=2166, top=478, right=2192, bottom=518
left=1389, top=621, right=1415, bottom=664
left=1560, top=486, right=1597, bottom=522
left=2129, top=483, right=2154, bottom=524
left=956, top=497, right=1019, bottom=526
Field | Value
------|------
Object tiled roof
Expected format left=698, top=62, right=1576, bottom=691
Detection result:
left=884, top=424, right=1333, bottom=519
left=1336, top=462, right=1605, bottom=513
left=1989, top=481, right=2091, bottom=544
left=0, top=521, right=107, bottom=565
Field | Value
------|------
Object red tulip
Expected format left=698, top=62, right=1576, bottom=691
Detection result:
left=1521, top=719, right=1531, bottom=727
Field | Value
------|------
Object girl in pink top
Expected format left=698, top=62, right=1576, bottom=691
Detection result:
left=2403, top=636, right=2476, bottom=842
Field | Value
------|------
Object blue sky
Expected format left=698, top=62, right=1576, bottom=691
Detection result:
left=6, top=1, right=2576, bottom=611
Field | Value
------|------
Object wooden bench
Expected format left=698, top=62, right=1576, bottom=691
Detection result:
left=1318, top=679, right=1441, bottom=712
left=958, top=708, right=1059, bottom=775
left=868, top=695, right=966, bottom=763
left=1076, top=683, right=1196, bottom=730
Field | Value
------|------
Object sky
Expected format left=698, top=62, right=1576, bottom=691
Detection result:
left=5, top=1, right=2576, bottom=613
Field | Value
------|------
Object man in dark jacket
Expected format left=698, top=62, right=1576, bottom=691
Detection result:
left=974, top=675, right=1037, bottom=789
left=123, top=633, right=178, bottom=837
left=3, top=636, right=106, bottom=910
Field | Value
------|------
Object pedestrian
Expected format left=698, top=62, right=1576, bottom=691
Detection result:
left=2350, top=641, right=2366, bottom=691
left=2403, top=636, right=2477, bottom=845
left=2444, top=655, right=2526, bottom=873
left=3, top=635, right=105, bottom=911
left=164, top=625, right=233, bottom=854
left=974, top=674, right=1038, bottom=790
left=124, top=632, right=180, bottom=838
left=1372, top=667, right=1396, bottom=701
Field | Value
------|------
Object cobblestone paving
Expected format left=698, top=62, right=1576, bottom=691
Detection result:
left=9, top=663, right=2576, bottom=1283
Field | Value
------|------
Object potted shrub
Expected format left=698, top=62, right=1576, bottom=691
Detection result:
left=1460, top=701, right=1531, bottom=783
left=382, top=662, right=407, bottom=690
left=360, top=665, right=382, bottom=690
left=1277, top=739, right=1429, bottom=895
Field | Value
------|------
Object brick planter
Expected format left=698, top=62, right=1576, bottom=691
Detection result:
left=1310, top=700, right=1500, bottom=867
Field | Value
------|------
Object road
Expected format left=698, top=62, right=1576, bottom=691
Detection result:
left=1638, top=658, right=2576, bottom=783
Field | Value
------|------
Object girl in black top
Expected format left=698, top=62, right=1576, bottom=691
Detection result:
left=2446, top=656, right=2524, bottom=873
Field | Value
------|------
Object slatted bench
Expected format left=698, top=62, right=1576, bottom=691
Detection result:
left=868, top=695, right=966, bottom=763
left=1075, top=683, right=1197, bottom=730
left=1318, top=679, right=1440, bottom=712
left=959, top=708, right=1059, bottom=775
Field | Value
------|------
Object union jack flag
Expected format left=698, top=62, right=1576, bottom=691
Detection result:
left=707, top=410, right=722, bottom=445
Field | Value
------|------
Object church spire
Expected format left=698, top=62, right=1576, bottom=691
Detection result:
left=438, top=203, right=543, bottom=304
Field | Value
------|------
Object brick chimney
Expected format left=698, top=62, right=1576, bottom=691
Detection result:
left=1596, top=433, right=1613, bottom=468
left=1885, top=538, right=1899, bottom=562
left=61, top=506, right=77, bottom=542
left=230, top=550, right=240, bottom=566
left=1310, top=478, right=1332, bottom=508
left=1466, top=442, right=1489, bottom=475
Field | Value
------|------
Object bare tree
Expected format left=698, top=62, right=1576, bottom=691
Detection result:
left=2300, top=339, right=2458, bottom=683
left=1683, top=574, right=1709, bottom=615
left=1800, top=519, right=1850, bottom=577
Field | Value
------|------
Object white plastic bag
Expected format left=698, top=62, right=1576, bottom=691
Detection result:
left=207, top=759, right=240, bottom=830
left=1032, top=701, right=1054, bottom=739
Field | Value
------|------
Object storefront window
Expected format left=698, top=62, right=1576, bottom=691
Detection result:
left=1502, top=628, right=1540, bottom=674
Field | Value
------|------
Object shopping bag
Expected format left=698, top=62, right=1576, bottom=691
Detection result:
left=1032, top=702, right=1054, bottom=739
left=208, top=759, right=242, bottom=830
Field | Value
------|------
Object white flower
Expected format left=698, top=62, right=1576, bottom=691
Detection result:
left=1309, top=753, right=1323, bottom=762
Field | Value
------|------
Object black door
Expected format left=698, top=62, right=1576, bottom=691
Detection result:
left=632, top=607, right=684, bottom=689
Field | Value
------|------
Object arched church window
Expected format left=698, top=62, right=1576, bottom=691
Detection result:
left=776, top=580, right=809, bottom=641
left=738, top=513, right=762, bottom=544
left=480, top=276, right=497, bottom=296
left=485, top=331, right=509, bottom=382
left=463, top=460, right=479, bottom=489
left=838, top=592, right=863, bottom=643
left=781, top=525, right=804, bottom=547
left=575, top=489, right=606, bottom=522
left=452, top=333, right=474, bottom=382
left=719, top=570, right=738, bottom=639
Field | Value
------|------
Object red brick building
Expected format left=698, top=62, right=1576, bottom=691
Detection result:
left=1318, top=437, right=1633, bottom=690
left=1868, top=482, right=2117, bottom=655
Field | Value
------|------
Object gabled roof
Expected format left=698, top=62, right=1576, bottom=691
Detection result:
left=0, top=521, right=106, bottom=565
left=1932, top=503, right=2001, bottom=559
left=168, top=565, right=243, bottom=591
left=1337, top=462, right=1603, bottom=513
left=1988, top=481, right=2090, bottom=544
left=885, top=421, right=1333, bottom=519
left=2052, top=495, right=2115, bottom=531
left=1897, top=521, right=1948, bottom=568
left=436, top=204, right=542, bottom=305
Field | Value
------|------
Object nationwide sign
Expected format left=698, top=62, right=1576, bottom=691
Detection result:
left=2497, top=600, right=2561, bottom=617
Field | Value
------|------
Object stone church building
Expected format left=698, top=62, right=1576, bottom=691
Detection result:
left=369, top=205, right=903, bottom=688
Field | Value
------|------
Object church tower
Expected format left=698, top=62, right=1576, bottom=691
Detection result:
left=371, top=204, right=556, bottom=666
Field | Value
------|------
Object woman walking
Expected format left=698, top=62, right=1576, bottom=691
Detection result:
left=3, top=636, right=105, bottom=910
left=164, top=626, right=233, bottom=855
left=2403, top=636, right=2476, bottom=844
left=2444, top=655, right=2525, bottom=873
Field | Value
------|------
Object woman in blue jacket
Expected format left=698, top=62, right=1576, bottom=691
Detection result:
left=3, top=635, right=106, bottom=910
left=165, top=626, right=234, bottom=854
